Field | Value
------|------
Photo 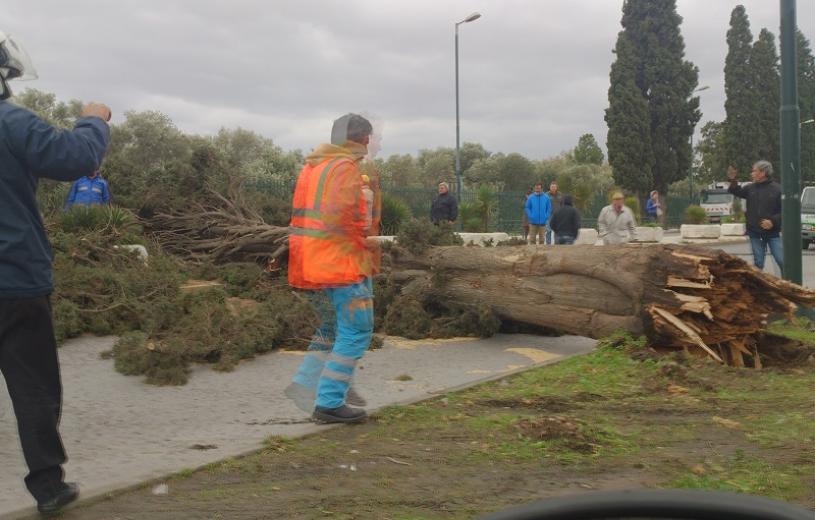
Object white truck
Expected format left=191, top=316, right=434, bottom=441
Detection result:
left=700, top=182, right=736, bottom=223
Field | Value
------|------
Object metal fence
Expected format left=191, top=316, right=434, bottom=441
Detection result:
left=246, top=178, right=692, bottom=234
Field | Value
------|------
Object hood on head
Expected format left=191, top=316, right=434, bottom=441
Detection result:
left=305, top=142, right=368, bottom=166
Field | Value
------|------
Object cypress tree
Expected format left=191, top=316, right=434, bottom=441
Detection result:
left=723, top=5, right=757, bottom=177
left=798, top=30, right=815, bottom=182
left=750, top=28, right=780, bottom=169
left=605, top=29, right=654, bottom=195
left=606, top=0, right=700, bottom=198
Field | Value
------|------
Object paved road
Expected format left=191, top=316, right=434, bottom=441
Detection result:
left=704, top=241, right=815, bottom=288
left=0, top=334, right=595, bottom=519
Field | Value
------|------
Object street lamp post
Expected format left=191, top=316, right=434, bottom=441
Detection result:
left=454, top=12, right=481, bottom=202
left=689, top=85, right=710, bottom=203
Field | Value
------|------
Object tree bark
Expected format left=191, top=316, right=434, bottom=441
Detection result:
left=388, top=243, right=815, bottom=366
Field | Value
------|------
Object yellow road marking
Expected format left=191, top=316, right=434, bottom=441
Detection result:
left=504, top=348, right=561, bottom=364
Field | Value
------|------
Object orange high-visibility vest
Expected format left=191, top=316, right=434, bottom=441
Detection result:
left=288, top=157, right=374, bottom=289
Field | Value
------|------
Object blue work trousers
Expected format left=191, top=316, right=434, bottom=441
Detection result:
left=292, top=278, right=374, bottom=409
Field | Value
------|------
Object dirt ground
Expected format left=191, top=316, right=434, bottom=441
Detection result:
left=49, top=345, right=815, bottom=520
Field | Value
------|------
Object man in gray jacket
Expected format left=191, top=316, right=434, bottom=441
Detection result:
left=598, top=192, right=637, bottom=245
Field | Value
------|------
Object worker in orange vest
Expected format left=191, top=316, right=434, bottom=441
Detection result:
left=284, top=113, right=380, bottom=424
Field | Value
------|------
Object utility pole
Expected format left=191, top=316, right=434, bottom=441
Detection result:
left=780, top=0, right=801, bottom=284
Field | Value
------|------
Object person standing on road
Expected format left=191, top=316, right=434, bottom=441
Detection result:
left=727, top=162, right=783, bottom=275
left=0, top=31, right=111, bottom=515
left=598, top=192, right=637, bottom=245
left=525, top=182, right=551, bottom=245
left=430, top=181, right=458, bottom=225
left=545, top=181, right=562, bottom=244
left=549, top=195, right=581, bottom=245
left=285, top=113, right=380, bottom=424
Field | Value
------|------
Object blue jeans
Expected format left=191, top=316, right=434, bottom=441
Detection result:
left=292, top=278, right=374, bottom=409
left=545, top=228, right=554, bottom=245
left=556, top=235, right=575, bottom=245
left=748, top=232, right=783, bottom=275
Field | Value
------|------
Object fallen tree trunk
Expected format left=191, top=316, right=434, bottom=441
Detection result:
left=143, top=192, right=815, bottom=368
left=387, top=243, right=815, bottom=367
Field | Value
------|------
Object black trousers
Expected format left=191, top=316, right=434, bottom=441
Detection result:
left=0, top=296, right=66, bottom=502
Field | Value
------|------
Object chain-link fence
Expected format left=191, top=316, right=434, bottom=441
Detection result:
left=246, top=178, right=693, bottom=235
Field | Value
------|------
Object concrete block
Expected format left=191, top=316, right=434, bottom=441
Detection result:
left=721, top=223, right=746, bottom=236
left=633, top=226, right=664, bottom=243
left=680, top=224, right=721, bottom=239
left=574, top=228, right=599, bottom=245
left=458, top=232, right=510, bottom=246
left=371, top=233, right=511, bottom=247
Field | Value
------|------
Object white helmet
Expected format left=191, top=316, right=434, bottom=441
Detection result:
left=0, top=31, right=37, bottom=99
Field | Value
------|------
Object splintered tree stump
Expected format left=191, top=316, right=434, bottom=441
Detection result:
left=388, top=243, right=815, bottom=368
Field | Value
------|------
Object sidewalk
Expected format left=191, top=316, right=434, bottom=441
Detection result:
left=0, top=333, right=595, bottom=519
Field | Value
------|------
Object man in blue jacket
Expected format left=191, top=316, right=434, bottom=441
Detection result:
left=64, top=171, right=111, bottom=208
left=0, top=31, right=111, bottom=514
left=525, top=182, right=552, bottom=245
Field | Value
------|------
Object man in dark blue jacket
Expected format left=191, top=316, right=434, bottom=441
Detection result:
left=524, top=182, right=552, bottom=245
left=0, top=30, right=111, bottom=514
left=64, top=171, right=111, bottom=208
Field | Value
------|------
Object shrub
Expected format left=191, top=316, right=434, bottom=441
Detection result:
left=496, top=236, right=529, bottom=246
left=684, top=205, right=708, bottom=224
left=396, top=219, right=463, bottom=255
left=624, top=196, right=641, bottom=224
left=58, top=205, right=138, bottom=234
left=380, top=194, right=412, bottom=235
left=459, top=186, right=499, bottom=233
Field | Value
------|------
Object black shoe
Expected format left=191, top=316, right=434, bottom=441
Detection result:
left=346, top=386, right=367, bottom=407
left=312, top=405, right=367, bottom=424
left=37, top=482, right=79, bottom=515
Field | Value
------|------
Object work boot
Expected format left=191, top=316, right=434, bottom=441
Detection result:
left=37, top=482, right=79, bottom=515
left=346, top=386, right=367, bottom=407
left=284, top=382, right=315, bottom=414
left=312, top=405, right=367, bottom=424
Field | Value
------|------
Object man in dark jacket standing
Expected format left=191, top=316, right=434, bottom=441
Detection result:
left=727, top=161, right=783, bottom=274
left=430, top=181, right=458, bottom=224
left=0, top=30, right=111, bottom=514
left=549, top=195, right=581, bottom=244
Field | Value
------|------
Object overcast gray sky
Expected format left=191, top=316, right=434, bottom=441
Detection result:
left=4, top=1, right=814, bottom=159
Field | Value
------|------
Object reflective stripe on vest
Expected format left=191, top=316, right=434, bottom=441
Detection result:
left=290, top=158, right=353, bottom=230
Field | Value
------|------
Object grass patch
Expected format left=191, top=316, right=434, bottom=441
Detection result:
left=768, top=317, right=815, bottom=344
left=670, top=453, right=812, bottom=501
